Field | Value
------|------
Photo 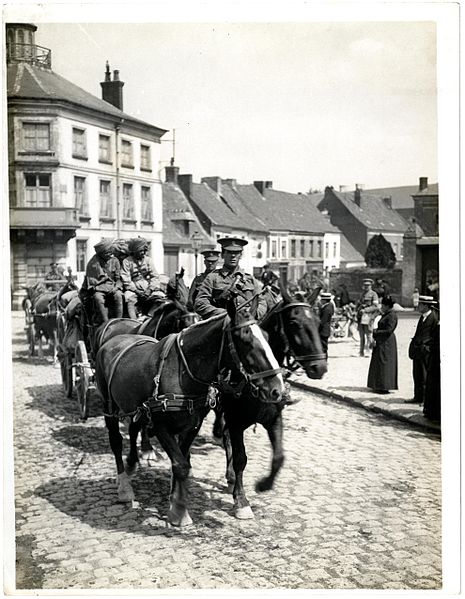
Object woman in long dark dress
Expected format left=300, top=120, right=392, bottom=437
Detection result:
left=367, top=295, right=398, bottom=393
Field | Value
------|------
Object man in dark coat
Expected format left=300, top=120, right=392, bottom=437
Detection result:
left=405, top=295, right=439, bottom=404
left=187, top=249, right=220, bottom=311
left=318, top=291, right=334, bottom=359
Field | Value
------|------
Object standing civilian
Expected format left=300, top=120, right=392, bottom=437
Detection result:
left=318, top=291, right=334, bottom=360
left=367, top=295, right=398, bottom=393
left=405, top=295, right=439, bottom=404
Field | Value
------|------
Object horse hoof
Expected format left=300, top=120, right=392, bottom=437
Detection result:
left=226, top=482, right=235, bottom=494
left=235, top=505, right=254, bottom=520
left=117, top=472, right=135, bottom=502
left=168, top=510, right=193, bottom=527
left=125, top=461, right=139, bottom=477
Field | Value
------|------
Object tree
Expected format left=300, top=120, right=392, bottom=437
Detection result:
left=365, top=234, right=396, bottom=268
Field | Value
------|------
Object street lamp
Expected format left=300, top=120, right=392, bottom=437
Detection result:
left=191, top=230, right=203, bottom=277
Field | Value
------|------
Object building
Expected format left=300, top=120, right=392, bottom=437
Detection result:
left=318, top=184, right=409, bottom=264
left=163, top=165, right=215, bottom=283
left=7, top=23, right=167, bottom=307
left=402, top=177, right=439, bottom=305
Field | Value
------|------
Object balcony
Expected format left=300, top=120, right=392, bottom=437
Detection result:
left=10, top=207, right=80, bottom=229
left=7, top=43, right=52, bottom=68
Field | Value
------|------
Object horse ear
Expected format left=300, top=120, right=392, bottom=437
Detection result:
left=226, top=297, right=237, bottom=321
left=279, top=278, right=293, bottom=304
left=307, top=286, right=322, bottom=306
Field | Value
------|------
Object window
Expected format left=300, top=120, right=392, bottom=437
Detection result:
left=325, top=242, right=329, bottom=259
left=99, top=134, right=112, bottom=163
left=141, top=186, right=153, bottom=221
left=333, top=242, right=337, bottom=258
left=281, top=240, right=287, bottom=259
left=72, top=127, right=87, bottom=158
left=300, top=239, right=306, bottom=257
left=140, top=144, right=151, bottom=171
left=309, top=240, right=314, bottom=257
left=271, top=240, right=277, bottom=259
left=22, top=123, right=50, bottom=152
left=317, top=241, right=322, bottom=258
left=121, top=140, right=133, bottom=167
left=122, top=183, right=134, bottom=220
left=24, top=173, right=51, bottom=207
left=99, top=180, right=113, bottom=218
left=290, top=239, right=296, bottom=258
left=74, top=176, right=87, bottom=215
left=76, top=239, right=87, bottom=272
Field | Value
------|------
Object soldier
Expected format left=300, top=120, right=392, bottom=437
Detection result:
left=186, top=249, right=221, bottom=311
left=44, top=262, right=63, bottom=290
left=355, top=278, right=380, bottom=357
left=121, top=237, right=165, bottom=319
left=194, top=237, right=267, bottom=320
left=85, top=239, right=123, bottom=323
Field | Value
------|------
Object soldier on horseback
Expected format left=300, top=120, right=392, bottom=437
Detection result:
left=194, top=237, right=267, bottom=320
left=121, top=237, right=165, bottom=319
left=186, top=249, right=220, bottom=311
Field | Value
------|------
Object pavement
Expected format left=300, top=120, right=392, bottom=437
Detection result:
left=288, top=310, right=441, bottom=436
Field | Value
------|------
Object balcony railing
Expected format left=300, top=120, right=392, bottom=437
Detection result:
left=10, top=207, right=80, bottom=229
left=6, top=43, right=51, bottom=68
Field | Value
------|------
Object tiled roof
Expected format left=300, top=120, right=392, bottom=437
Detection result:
left=235, top=185, right=339, bottom=234
left=190, top=183, right=267, bottom=233
left=7, top=62, right=167, bottom=136
left=340, top=235, right=365, bottom=264
left=362, top=183, right=438, bottom=209
left=330, top=189, right=409, bottom=232
left=162, top=183, right=213, bottom=247
left=412, top=183, right=439, bottom=196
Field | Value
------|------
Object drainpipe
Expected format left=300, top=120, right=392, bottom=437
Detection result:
left=115, top=120, right=123, bottom=237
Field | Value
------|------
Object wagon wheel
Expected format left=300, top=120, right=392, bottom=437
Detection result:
left=75, top=340, right=90, bottom=420
left=61, top=351, right=74, bottom=398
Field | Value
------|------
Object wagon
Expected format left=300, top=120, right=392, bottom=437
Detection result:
left=57, top=295, right=97, bottom=420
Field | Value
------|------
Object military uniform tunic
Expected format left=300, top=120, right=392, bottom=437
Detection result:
left=187, top=271, right=209, bottom=312
left=194, top=267, right=267, bottom=320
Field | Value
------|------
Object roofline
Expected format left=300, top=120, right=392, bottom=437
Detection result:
left=8, top=96, right=168, bottom=141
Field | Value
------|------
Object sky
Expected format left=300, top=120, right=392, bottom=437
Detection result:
left=27, top=17, right=439, bottom=194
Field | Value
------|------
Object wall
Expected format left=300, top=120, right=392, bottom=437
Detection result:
left=329, top=267, right=403, bottom=304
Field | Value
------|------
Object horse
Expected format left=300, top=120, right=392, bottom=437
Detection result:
left=94, top=298, right=285, bottom=525
left=214, top=281, right=327, bottom=518
left=22, top=282, right=60, bottom=360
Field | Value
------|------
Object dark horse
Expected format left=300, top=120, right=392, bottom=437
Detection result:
left=216, top=282, right=327, bottom=519
left=94, top=299, right=285, bottom=525
left=22, top=282, right=60, bottom=360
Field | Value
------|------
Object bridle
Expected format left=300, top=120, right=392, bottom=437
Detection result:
left=177, top=315, right=282, bottom=399
left=261, top=301, right=326, bottom=368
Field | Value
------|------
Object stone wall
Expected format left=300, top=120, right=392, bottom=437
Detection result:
left=329, top=268, right=403, bottom=305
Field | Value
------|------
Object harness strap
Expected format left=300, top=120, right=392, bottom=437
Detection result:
left=151, top=333, right=178, bottom=399
left=107, top=337, right=159, bottom=410
left=176, top=333, right=211, bottom=386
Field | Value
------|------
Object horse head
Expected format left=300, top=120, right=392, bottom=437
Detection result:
left=224, top=298, right=285, bottom=403
left=172, top=298, right=200, bottom=330
left=261, top=279, right=327, bottom=379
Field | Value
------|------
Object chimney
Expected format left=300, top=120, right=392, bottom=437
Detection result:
left=253, top=181, right=273, bottom=194
left=201, top=177, right=222, bottom=195
left=223, top=178, right=237, bottom=188
left=354, top=183, right=363, bottom=207
left=419, top=177, right=428, bottom=191
left=100, top=61, right=124, bottom=110
left=165, top=165, right=179, bottom=184
left=382, top=196, right=392, bottom=209
left=178, top=174, right=193, bottom=199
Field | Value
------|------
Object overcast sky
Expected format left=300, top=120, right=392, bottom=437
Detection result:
left=32, top=19, right=437, bottom=193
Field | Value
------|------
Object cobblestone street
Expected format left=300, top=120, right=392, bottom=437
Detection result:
left=7, top=312, right=442, bottom=592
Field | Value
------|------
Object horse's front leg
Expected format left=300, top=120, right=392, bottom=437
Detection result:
left=105, top=416, right=134, bottom=502
left=228, top=425, right=254, bottom=520
left=256, top=411, right=285, bottom=492
left=178, top=424, right=202, bottom=475
left=126, top=418, right=142, bottom=476
left=37, top=329, right=44, bottom=358
left=155, top=429, right=193, bottom=526
left=139, top=424, right=160, bottom=466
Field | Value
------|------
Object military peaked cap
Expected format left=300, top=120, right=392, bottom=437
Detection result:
left=201, top=249, right=221, bottom=259
left=218, top=237, right=248, bottom=251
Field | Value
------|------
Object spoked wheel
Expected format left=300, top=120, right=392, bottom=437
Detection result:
left=75, top=340, right=90, bottom=420
left=61, top=351, right=74, bottom=398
